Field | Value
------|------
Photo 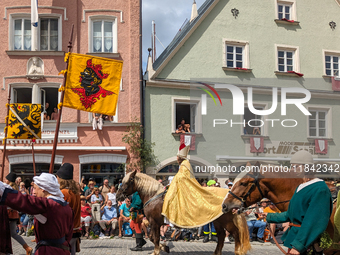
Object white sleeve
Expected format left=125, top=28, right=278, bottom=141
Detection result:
left=0, top=181, right=12, bottom=196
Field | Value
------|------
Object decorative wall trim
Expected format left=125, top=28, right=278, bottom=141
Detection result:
left=4, top=6, right=68, bottom=20
left=79, top=153, right=127, bottom=164
left=3, top=76, right=63, bottom=90
left=82, top=9, right=124, bottom=23
left=8, top=153, right=64, bottom=164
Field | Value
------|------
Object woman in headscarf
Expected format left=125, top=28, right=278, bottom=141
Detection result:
left=0, top=172, right=73, bottom=255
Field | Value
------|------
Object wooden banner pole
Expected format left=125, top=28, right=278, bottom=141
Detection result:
left=49, top=25, right=74, bottom=174
left=1, top=85, right=11, bottom=181
left=31, top=141, right=36, bottom=176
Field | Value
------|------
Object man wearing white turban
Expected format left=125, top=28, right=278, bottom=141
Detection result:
left=0, top=173, right=73, bottom=255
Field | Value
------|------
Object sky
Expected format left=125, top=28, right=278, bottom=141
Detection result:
left=142, top=0, right=206, bottom=71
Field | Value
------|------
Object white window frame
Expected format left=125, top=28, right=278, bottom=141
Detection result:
left=307, top=107, right=331, bottom=139
left=88, top=15, right=118, bottom=53
left=222, top=39, right=249, bottom=69
left=275, top=44, right=300, bottom=73
left=323, top=50, right=340, bottom=77
left=172, top=97, right=202, bottom=134
left=275, top=0, right=296, bottom=21
left=38, top=14, right=62, bottom=51
left=9, top=14, right=31, bottom=51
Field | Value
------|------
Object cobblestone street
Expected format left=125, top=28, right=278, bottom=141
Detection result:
left=11, top=236, right=283, bottom=254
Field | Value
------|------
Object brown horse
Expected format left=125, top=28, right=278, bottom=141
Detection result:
left=117, top=170, right=251, bottom=255
left=222, top=166, right=339, bottom=255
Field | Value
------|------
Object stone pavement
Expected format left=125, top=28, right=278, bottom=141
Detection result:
left=11, top=236, right=283, bottom=254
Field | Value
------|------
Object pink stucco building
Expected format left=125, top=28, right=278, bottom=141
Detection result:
left=0, top=0, right=141, bottom=186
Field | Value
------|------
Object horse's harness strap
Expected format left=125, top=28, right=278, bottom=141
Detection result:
left=143, top=189, right=168, bottom=209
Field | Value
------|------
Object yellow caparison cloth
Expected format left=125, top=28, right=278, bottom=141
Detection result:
left=63, top=53, right=123, bottom=116
left=162, top=160, right=229, bottom=228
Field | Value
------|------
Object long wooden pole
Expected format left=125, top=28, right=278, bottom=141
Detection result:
left=49, top=25, right=74, bottom=173
left=31, top=141, right=36, bottom=176
left=1, top=85, right=11, bottom=181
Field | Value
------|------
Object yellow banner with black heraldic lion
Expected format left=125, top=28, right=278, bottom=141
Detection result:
left=63, top=53, right=123, bottom=116
left=7, top=104, right=41, bottom=139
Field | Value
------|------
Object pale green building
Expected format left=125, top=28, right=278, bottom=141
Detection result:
left=144, top=0, right=340, bottom=183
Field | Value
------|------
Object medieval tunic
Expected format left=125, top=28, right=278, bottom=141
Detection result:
left=0, top=188, right=73, bottom=255
left=162, top=159, right=229, bottom=228
left=0, top=205, right=12, bottom=254
left=267, top=179, right=332, bottom=253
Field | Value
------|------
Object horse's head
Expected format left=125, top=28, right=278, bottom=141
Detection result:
left=222, top=169, right=266, bottom=214
left=116, top=170, right=137, bottom=202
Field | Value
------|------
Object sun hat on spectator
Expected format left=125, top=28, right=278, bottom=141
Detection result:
left=207, top=180, right=216, bottom=186
left=228, top=182, right=233, bottom=186
left=290, top=150, right=313, bottom=165
left=260, top=198, right=270, bottom=202
left=80, top=195, right=86, bottom=200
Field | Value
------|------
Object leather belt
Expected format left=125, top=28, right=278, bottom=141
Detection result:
left=289, top=223, right=301, bottom=228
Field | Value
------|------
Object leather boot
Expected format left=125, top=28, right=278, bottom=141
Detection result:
left=23, top=244, right=33, bottom=255
left=130, top=238, right=143, bottom=251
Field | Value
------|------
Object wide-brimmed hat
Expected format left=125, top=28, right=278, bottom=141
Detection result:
left=6, top=172, right=17, bottom=183
left=56, top=163, right=74, bottom=180
left=260, top=198, right=270, bottom=202
left=290, top=150, right=313, bottom=165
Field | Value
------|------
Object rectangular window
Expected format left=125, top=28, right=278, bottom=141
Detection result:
left=175, top=103, right=196, bottom=133
left=13, top=88, right=32, bottom=103
left=14, top=19, right=31, bottom=50
left=278, top=50, right=294, bottom=72
left=243, top=106, right=264, bottom=135
left=278, top=3, right=291, bottom=20
left=93, top=21, right=114, bottom=53
left=226, top=45, right=243, bottom=68
left=325, top=55, right=339, bottom=76
left=81, top=163, right=124, bottom=187
left=309, top=110, right=327, bottom=137
left=40, top=18, right=59, bottom=51
left=41, top=87, right=59, bottom=121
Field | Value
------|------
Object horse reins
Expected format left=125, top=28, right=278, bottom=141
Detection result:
left=143, top=189, right=168, bottom=209
left=228, top=172, right=265, bottom=208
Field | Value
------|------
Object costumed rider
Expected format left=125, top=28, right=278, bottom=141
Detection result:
left=129, top=191, right=147, bottom=251
left=56, top=163, right=81, bottom=255
left=261, top=150, right=332, bottom=255
left=0, top=173, right=73, bottom=255
left=162, top=143, right=229, bottom=229
left=202, top=180, right=218, bottom=243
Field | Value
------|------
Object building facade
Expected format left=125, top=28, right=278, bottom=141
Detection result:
left=0, top=0, right=141, bottom=185
left=145, top=0, right=340, bottom=182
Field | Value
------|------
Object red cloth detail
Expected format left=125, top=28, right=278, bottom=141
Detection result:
left=315, top=139, right=328, bottom=154
left=287, top=71, right=304, bottom=77
left=72, top=86, right=114, bottom=109
left=281, top=18, right=295, bottom=23
left=331, top=77, right=340, bottom=91
left=180, top=134, right=196, bottom=150
left=0, top=206, right=12, bottom=254
left=179, top=143, right=186, bottom=150
left=235, top=67, right=248, bottom=70
left=130, top=219, right=142, bottom=234
left=81, top=204, right=92, bottom=218
left=250, top=137, right=264, bottom=153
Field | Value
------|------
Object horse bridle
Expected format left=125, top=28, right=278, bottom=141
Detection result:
left=228, top=172, right=265, bottom=209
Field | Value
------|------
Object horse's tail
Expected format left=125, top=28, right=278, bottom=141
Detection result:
left=233, top=213, right=251, bottom=255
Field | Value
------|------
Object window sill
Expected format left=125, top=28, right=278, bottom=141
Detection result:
left=172, top=133, right=202, bottom=137
left=241, top=135, right=269, bottom=140
left=274, top=19, right=300, bottom=25
left=6, top=51, right=65, bottom=56
left=307, top=137, right=333, bottom=142
left=274, top=71, right=304, bottom=77
left=222, top=66, right=252, bottom=72
left=86, top=52, right=121, bottom=59
left=322, top=75, right=333, bottom=79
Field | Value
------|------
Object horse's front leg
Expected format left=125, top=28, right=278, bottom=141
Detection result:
left=148, top=220, right=161, bottom=255
left=213, top=219, right=226, bottom=255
